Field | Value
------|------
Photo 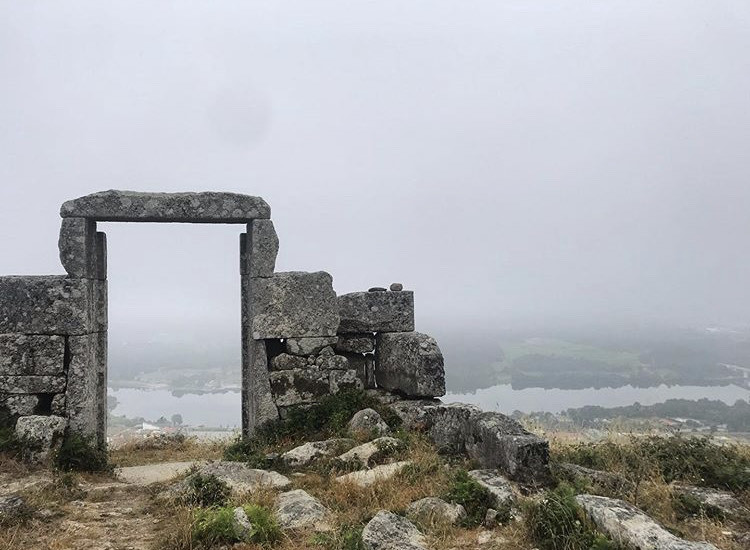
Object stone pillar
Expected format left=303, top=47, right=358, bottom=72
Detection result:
left=240, top=220, right=280, bottom=437
left=58, top=218, right=108, bottom=447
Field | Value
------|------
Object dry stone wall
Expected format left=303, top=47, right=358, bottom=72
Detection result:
left=0, top=190, right=550, bottom=484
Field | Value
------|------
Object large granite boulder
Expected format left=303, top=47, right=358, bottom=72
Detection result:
left=576, top=494, right=718, bottom=550
left=465, top=412, right=550, bottom=484
left=0, top=335, right=65, bottom=375
left=60, top=190, right=270, bottom=222
left=468, top=470, right=515, bottom=508
left=240, top=219, right=278, bottom=278
left=376, top=332, right=445, bottom=398
left=348, top=408, right=390, bottom=436
left=15, top=414, right=67, bottom=463
left=250, top=272, right=339, bottom=339
left=269, top=368, right=330, bottom=406
left=285, top=336, right=338, bottom=356
left=338, top=291, right=414, bottom=333
left=362, top=510, right=428, bottom=550
left=336, top=461, right=412, bottom=488
left=336, top=334, right=375, bottom=354
left=281, top=439, right=355, bottom=468
left=0, top=276, right=98, bottom=335
left=180, top=462, right=291, bottom=494
left=392, top=400, right=479, bottom=454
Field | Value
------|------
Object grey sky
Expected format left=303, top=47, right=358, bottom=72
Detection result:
left=1, top=1, right=749, bottom=339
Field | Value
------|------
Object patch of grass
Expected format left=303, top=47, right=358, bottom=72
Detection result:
left=525, top=483, right=619, bottom=550
left=555, top=435, right=750, bottom=492
left=111, top=435, right=225, bottom=467
left=184, top=473, right=230, bottom=507
left=310, top=524, right=364, bottom=549
left=672, top=492, right=726, bottom=521
left=54, top=432, right=109, bottom=472
left=442, top=469, right=499, bottom=527
left=191, top=504, right=281, bottom=546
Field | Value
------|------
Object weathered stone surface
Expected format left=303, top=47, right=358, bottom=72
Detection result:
left=58, top=217, right=99, bottom=278
left=0, top=394, right=39, bottom=418
left=15, top=414, right=67, bottom=462
left=392, top=400, right=480, bottom=454
left=336, top=334, right=375, bottom=354
left=242, top=338, right=278, bottom=437
left=576, top=494, right=719, bottom=550
left=362, top=510, right=428, bottom=550
left=231, top=507, right=254, bottom=541
left=285, top=336, right=338, bottom=356
left=376, top=332, right=445, bottom=398
left=0, top=334, right=65, bottom=375
left=315, top=354, right=349, bottom=370
left=65, top=333, right=101, bottom=439
left=187, top=461, right=291, bottom=493
left=61, top=190, right=270, bottom=222
left=336, top=461, right=412, bottom=487
left=251, top=272, right=339, bottom=339
left=269, top=368, right=330, bottom=406
left=672, top=484, right=749, bottom=520
left=270, top=353, right=309, bottom=371
left=468, top=470, right=515, bottom=508
left=117, top=461, right=203, bottom=485
left=389, top=283, right=403, bottom=292
left=0, top=276, right=96, bottom=335
left=338, top=291, right=414, bottom=333
left=51, top=393, right=66, bottom=416
left=240, top=219, right=278, bottom=277
left=281, top=439, right=355, bottom=468
left=348, top=408, right=390, bottom=436
left=0, top=376, right=65, bottom=394
left=407, top=497, right=466, bottom=526
left=345, top=354, right=376, bottom=389
left=555, top=463, right=634, bottom=495
left=337, top=437, right=402, bottom=468
left=465, top=412, right=550, bottom=484
left=276, top=489, right=330, bottom=530
left=330, top=369, right=363, bottom=394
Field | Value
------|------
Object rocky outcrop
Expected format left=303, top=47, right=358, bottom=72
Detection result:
left=338, top=291, right=414, bottom=333
left=336, top=437, right=402, bottom=468
left=555, top=462, right=634, bottom=494
left=336, top=461, right=412, bottom=487
left=60, top=190, right=271, bottom=222
left=348, top=408, right=390, bottom=436
left=281, top=439, right=355, bottom=468
left=576, top=494, right=719, bottom=550
left=275, top=489, right=330, bottom=530
left=362, top=510, right=428, bottom=550
left=407, top=497, right=466, bottom=526
left=672, top=484, right=749, bottom=520
left=285, top=337, right=338, bottom=356
left=376, top=332, right=445, bottom=398
left=183, top=462, right=290, bottom=494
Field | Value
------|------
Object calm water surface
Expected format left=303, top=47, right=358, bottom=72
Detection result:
left=110, top=384, right=749, bottom=427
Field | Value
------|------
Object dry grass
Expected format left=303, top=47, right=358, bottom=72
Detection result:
left=110, top=437, right=225, bottom=467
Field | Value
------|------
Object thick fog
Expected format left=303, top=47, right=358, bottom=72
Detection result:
left=2, top=1, right=750, bottom=342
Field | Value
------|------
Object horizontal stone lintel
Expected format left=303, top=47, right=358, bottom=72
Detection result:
left=0, top=334, right=65, bottom=375
left=0, top=375, right=66, bottom=394
left=61, top=190, right=270, bottom=222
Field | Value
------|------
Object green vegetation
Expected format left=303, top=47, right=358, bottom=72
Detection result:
left=54, top=432, right=110, bottom=472
left=310, top=525, right=365, bottom=550
left=192, top=504, right=281, bottom=546
left=442, top=469, right=500, bottom=527
left=184, top=473, right=231, bottom=507
left=525, top=484, right=620, bottom=550
left=556, top=435, right=750, bottom=491
left=224, top=390, right=402, bottom=463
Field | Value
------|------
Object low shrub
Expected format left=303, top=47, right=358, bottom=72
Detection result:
left=184, top=473, right=230, bottom=507
left=525, top=484, right=619, bottom=550
left=191, top=504, right=281, bottom=546
left=54, top=432, right=109, bottom=472
left=442, top=469, right=498, bottom=527
left=672, top=492, right=726, bottom=521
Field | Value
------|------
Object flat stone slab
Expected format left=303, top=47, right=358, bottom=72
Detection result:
left=191, top=461, right=291, bottom=493
left=281, top=439, right=355, bottom=468
left=251, top=271, right=339, bottom=339
left=0, top=276, right=97, bottom=335
left=61, top=190, right=270, bottom=222
left=362, top=510, right=428, bottom=550
left=337, top=437, right=402, bottom=468
left=406, top=497, right=466, bottom=526
left=335, top=460, right=412, bottom=487
left=576, top=494, right=719, bottom=550
left=0, top=334, right=65, bottom=375
left=117, top=461, right=203, bottom=485
left=468, top=470, right=515, bottom=508
left=338, top=291, right=414, bottom=333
